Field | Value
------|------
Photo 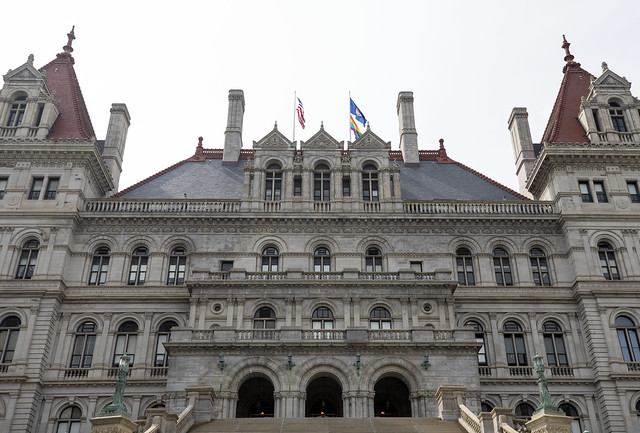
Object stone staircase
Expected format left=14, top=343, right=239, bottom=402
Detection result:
left=189, top=417, right=466, bottom=433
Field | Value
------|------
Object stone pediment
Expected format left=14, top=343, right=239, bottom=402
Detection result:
left=3, top=55, right=46, bottom=84
left=588, top=66, right=632, bottom=98
left=300, top=125, right=343, bottom=150
left=348, top=127, right=391, bottom=150
left=253, top=124, right=295, bottom=150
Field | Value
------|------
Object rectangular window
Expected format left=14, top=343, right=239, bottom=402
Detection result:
left=342, top=177, right=351, bottom=197
left=593, top=181, right=607, bottom=203
left=293, top=176, right=302, bottom=196
left=627, top=181, right=640, bottom=203
left=220, top=260, right=234, bottom=272
left=410, top=261, right=422, bottom=272
left=0, top=177, right=7, bottom=199
left=44, top=177, right=59, bottom=199
left=29, top=177, right=43, bottom=200
left=578, top=181, right=592, bottom=202
left=390, top=175, right=395, bottom=196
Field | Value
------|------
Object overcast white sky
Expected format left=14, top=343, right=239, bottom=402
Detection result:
left=2, top=1, right=639, bottom=194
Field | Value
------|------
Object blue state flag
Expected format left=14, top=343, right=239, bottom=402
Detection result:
left=350, top=98, right=367, bottom=128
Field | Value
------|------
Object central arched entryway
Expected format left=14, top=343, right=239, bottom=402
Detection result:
left=373, top=376, right=411, bottom=417
left=305, top=376, right=343, bottom=417
left=236, top=377, right=275, bottom=418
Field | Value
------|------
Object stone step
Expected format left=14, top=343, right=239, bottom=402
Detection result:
left=189, top=417, right=465, bottom=433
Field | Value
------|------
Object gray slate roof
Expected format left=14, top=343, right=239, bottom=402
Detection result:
left=118, top=157, right=523, bottom=201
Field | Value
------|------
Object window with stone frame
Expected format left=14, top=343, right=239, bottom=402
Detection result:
left=558, top=403, right=582, bottom=433
left=167, top=247, right=186, bottom=285
left=0, top=316, right=21, bottom=364
left=529, top=248, right=551, bottom=286
left=15, top=239, right=39, bottom=279
left=365, top=247, right=382, bottom=272
left=627, top=181, right=640, bottom=203
left=253, top=307, right=276, bottom=329
left=456, top=247, right=475, bottom=285
left=598, top=241, right=620, bottom=280
left=542, top=321, right=568, bottom=366
left=154, top=320, right=178, bottom=367
left=362, top=164, right=379, bottom=201
left=6, top=94, right=26, bottom=127
left=615, top=315, right=640, bottom=362
left=312, top=307, right=334, bottom=329
left=503, top=321, right=528, bottom=366
left=44, top=177, right=60, bottom=199
left=0, top=177, right=7, bottom=199
left=88, top=246, right=110, bottom=285
left=314, top=164, right=331, bottom=201
left=28, top=177, right=43, bottom=199
left=609, top=101, right=627, bottom=132
left=514, top=403, right=535, bottom=421
left=261, top=246, right=279, bottom=272
left=492, top=248, right=512, bottom=286
left=264, top=163, right=282, bottom=201
left=369, top=307, right=392, bottom=329
left=578, top=181, right=593, bottom=202
left=128, top=247, right=149, bottom=285
left=113, top=321, right=137, bottom=366
left=313, top=247, right=331, bottom=272
left=56, top=405, right=82, bottom=433
left=70, top=321, right=97, bottom=368
left=593, top=181, right=608, bottom=203
left=465, top=320, right=488, bottom=365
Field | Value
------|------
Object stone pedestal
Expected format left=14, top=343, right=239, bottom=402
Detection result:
left=90, top=414, right=138, bottom=433
left=435, top=385, right=466, bottom=421
left=526, top=410, right=573, bottom=433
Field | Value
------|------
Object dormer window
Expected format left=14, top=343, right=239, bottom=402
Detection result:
left=6, top=94, right=27, bottom=127
left=609, top=102, right=627, bottom=132
left=362, top=164, right=379, bottom=202
left=264, top=163, right=282, bottom=201
left=314, top=164, right=331, bottom=201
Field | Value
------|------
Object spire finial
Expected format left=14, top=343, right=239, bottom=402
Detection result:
left=321, top=121, right=324, bottom=129
left=602, top=61, right=609, bottom=72
left=274, top=121, right=278, bottom=130
left=439, top=138, right=445, bottom=150
left=561, top=34, right=574, bottom=64
left=63, top=26, right=76, bottom=54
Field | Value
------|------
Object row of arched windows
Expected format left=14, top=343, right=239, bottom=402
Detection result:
left=253, top=306, right=392, bottom=330
left=264, top=162, right=381, bottom=202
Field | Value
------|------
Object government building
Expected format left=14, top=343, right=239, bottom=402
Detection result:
left=0, top=29, right=639, bottom=433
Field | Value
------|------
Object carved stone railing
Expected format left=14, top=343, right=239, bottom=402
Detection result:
left=314, top=202, right=331, bottom=212
left=85, top=199, right=241, bottom=213
left=458, top=404, right=481, bottom=433
left=434, top=330, right=455, bottom=341
left=626, top=362, right=640, bottom=371
left=403, top=201, right=555, bottom=215
left=236, top=330, right=280, bottom=340
left=478, top=366, right=492, bottom=376
left=368, top=329, right=411, bottom=341
left=246, top=272, right=287, bottom=280
left=149, top=367, right=168, bottom=377
left=192, top=330, right=215, bottom=340
left=507, top=366, right=533, bottom=376
left=190, top=269, right=439, bottom=282
left=63, top=368, right=89, bottom=378
left=176, top=403, right=194, bottom=433
left=511, top=418, right=531, bottom=432
left=360, top=272, right=398, bottom=280
left=363, top=202, right=381, bottom=212
left=302, top=330, right=345, bottom=340
left=548, top=366, right=574, bottom=376
left=303, top=272, right=344, bottom=280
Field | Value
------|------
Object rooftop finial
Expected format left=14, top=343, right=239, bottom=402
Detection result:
left=63, top=26, right=76, bottom=54
left=561, top=34, right=574, bottom=64
left=439, top=138, right=445, bottom=150
left=602, top=61, right=609, bottom=72
left=27, top=54, right=34, bottom=65
left=274, top=121, right=278, bottom=130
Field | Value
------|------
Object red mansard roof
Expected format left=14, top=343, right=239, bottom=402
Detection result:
left=540, top=36, right=593, bottom=144
left=39, top=27, right=95, bottom=140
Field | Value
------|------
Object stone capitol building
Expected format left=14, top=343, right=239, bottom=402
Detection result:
left=0, top=29, right=639, bottom=433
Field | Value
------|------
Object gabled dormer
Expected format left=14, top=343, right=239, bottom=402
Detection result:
left=0, top=54, right=59, bottom=139
left=578, top=64, right=640, bottom=145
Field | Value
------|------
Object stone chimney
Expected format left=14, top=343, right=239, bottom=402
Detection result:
left=222, top=89, right=245, bottom=165
left=508, top=107, right=536, bottom=198
left=397, top=91, right=420, bottom=166
left=102, top=103, right=131, bottom=193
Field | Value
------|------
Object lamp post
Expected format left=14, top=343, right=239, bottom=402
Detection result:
left=218, top=354, right=227, bottom=371
left=533, top=353, right=560, bottom=414
left=421, top=353, right=431, bottom=370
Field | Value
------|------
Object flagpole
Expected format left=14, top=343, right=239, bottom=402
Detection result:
left=348, top=90, right=351, bottom=142
left=293, top=91, right=297, bottom=144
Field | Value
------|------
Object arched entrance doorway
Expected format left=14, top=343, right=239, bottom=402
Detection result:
left=236, top=377, right=275, bottom=418
left=305, top=376, right=343, bottom=417
left=374, top=376, right=411, bottom=417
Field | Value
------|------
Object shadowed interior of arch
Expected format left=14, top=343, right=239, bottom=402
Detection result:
left=305, top=376, right=343, bottom=417
left=373, top=376, right=411, bottom=417
left=236, top=377, right=275, bottom=418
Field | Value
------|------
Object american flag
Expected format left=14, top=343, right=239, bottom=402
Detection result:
left=296, top=98, right=305, bottom=129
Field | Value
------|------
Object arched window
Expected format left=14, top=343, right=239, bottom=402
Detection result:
left=504, top=321, right=527, bottom=366
left=480, top=402, right=494, bottom=413
left=113, top=321, right=138, bottom=366
left=15, top=239, right=39, bottom=279
left=558, top=403, right=582, bottom=433
left=6, top=94, right=27, bottom=127
left=370, top=307, right=392, bottom=330
left=128, top=247, right=149, bottom=285
left=261, top=247, right=279, bottom=272
left=314, top=164, right=331, bottom=201
left=264, top=163, right=282, bottom=201
left=253, top=307, right=276, bottom=329
left=313, top=247, right=331, bottom=272
left=312, top=307, right=334, bottom=330
left=70, top=322, right=97, bottom=368
left=492, top=248, right=512, bottom=286
left=167, top=247, right=186, bottom=285
left=609, top=101, right=627, bottom=132
left=615, top=316, right=640, bottom=362
left=89, top=247, right=110, bottom=285
left=365, top=247, right=382, bottom=272
left=530, top=248, right=550, bottom=286
left=598, top=242, right=620, bottom=280
left=465, top=320, right=487, bottom=365
left=154, top=320, right=178, bottom=367
left=0, top=316, right=21, bottom=364
left=362, top=164, right=379, bottom=201
left=514, top=402, right=535, bottom=421
left=56, top=405, right=82, bottom=433
left=456, top=247, right=475, bottom=286
left=542, top=321, right=568, bottom=366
